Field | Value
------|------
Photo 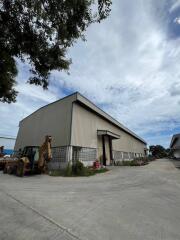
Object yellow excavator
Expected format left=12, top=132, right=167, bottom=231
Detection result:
left=3, top=136, right=52, bottom=177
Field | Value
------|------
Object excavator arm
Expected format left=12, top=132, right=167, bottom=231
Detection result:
left=38, top=135, right=52, bottom=172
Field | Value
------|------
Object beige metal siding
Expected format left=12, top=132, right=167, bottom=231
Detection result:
left=172, top=136, right=180, bottom=158
left=174, top=150, right=180, bottom=158
left=71, top=103, right=146, bottom=154
left=77, top=93, right=145, bottom=144
left=15, top=96, right=74, bottom=150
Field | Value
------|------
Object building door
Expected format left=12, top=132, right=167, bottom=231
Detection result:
left=102, top=135, right=112, bottom=166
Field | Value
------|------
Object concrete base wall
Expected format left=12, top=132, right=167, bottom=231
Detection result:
left=174, top=150, right=180, bottom=159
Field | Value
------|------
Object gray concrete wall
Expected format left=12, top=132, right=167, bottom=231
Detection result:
left=71, top=103, right=146, bottom=155
left=174, top=150, right=180, bottom=158
left=14, top=95, right=76, bottom=150
left=173, top=137, right=180, bottom=158
left=170, top=135, right=180, bottom=158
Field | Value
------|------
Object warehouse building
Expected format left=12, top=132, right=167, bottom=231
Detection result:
left=15, top=92, right=147, bottom=168
left=170, top=134, right=180, bottom=159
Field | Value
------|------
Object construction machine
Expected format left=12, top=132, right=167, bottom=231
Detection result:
left=3, top=136, right=52, bottom=177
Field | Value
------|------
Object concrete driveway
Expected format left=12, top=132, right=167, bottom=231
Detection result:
left=0, top=158, right=180, bottom=240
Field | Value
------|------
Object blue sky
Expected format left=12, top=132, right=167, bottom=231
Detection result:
left=1, top=0, right=180, bottom=148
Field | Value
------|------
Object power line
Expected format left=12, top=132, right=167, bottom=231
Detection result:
left=0, top=136, right=16, bottom=140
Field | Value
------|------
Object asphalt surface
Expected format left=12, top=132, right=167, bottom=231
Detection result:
left=0, top=158, right=180, bottom=240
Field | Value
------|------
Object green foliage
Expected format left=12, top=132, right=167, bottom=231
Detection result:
left=0, top=0, right=112, bottom=103
left=71, top=161, right=109, bottom=176
left=72, top=160, right=86, bottom=175
left=48, top=169, right=64, bottom=176
left=166, top=148, right=174, bottom=158
left=94, top=168, right=109, bottom=174
left=49, top=161, right=109, bottom=177
left=115, top=158, right=149, bottom=166
left=0, top=50, right=18, bottom=103
left=64, top=162, right=73, bottom=176
left=149, top=145, right=168, bottom=158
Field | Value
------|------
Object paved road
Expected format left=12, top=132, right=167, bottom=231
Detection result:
left=0, top=158, right=180, bottom=240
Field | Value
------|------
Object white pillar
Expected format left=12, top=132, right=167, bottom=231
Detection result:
left=67, top=146, right=73, bottom=163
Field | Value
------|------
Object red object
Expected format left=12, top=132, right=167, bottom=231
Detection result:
left=93, top=160, right=100, bottom=169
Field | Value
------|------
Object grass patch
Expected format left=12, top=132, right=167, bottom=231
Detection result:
left=48, top=169, right=64, bottom=176
left=94, top=168, right=109, bottom=174
left=49, top=161, right=109, bottom=177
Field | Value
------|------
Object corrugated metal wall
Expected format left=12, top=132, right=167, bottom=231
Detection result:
left=15, top=95, right=75, bottom=150
left=71, top=103, right=146, bottom=155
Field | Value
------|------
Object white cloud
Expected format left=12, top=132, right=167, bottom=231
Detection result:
left=174, top=17, right=180, bottom=24
left=170, top=0, right=180, bottom=12
left=52, top=0, right=180, bottom=147
left=1, top=0, right=180, bottom=147
left=0, top=61, right=61, bottom=137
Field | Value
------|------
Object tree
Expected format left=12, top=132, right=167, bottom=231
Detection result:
left=0, top=0, right=112, bottom=103
left=166, top=148, right=174, bottom=158
left=149, top=145, right=167, bottom=158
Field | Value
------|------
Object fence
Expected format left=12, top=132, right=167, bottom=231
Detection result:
left=113, top=151, right=130, bottom=162
left=13, top=146, right=144, bottom=170
left=72, top=146, right=97, bottom=166
left=113, top=150, right=138, bottom=163
left=113, top=151, right=145, bottom=164
left=49, top=146, right=70, bottom=170
left=50, top=146, right=97, bottom=169
left=113, top=151, right=123, bottom=161
left=12, top=146, right=97, bottom=170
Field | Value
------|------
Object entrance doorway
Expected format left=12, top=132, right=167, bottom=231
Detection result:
left=97, top=130, right=120, bottom=166
left=102, top=135, right=113, bottom=166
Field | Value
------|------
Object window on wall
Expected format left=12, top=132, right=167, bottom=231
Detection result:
left=129, top=152, right=133, bottom=159
left=123, top=152, right=129, bottom=159
left=72, top=146, right=97, bottom=163
left=51, top=147, right=68, bottom=162
left=113, top=151, right=123, bottom=161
